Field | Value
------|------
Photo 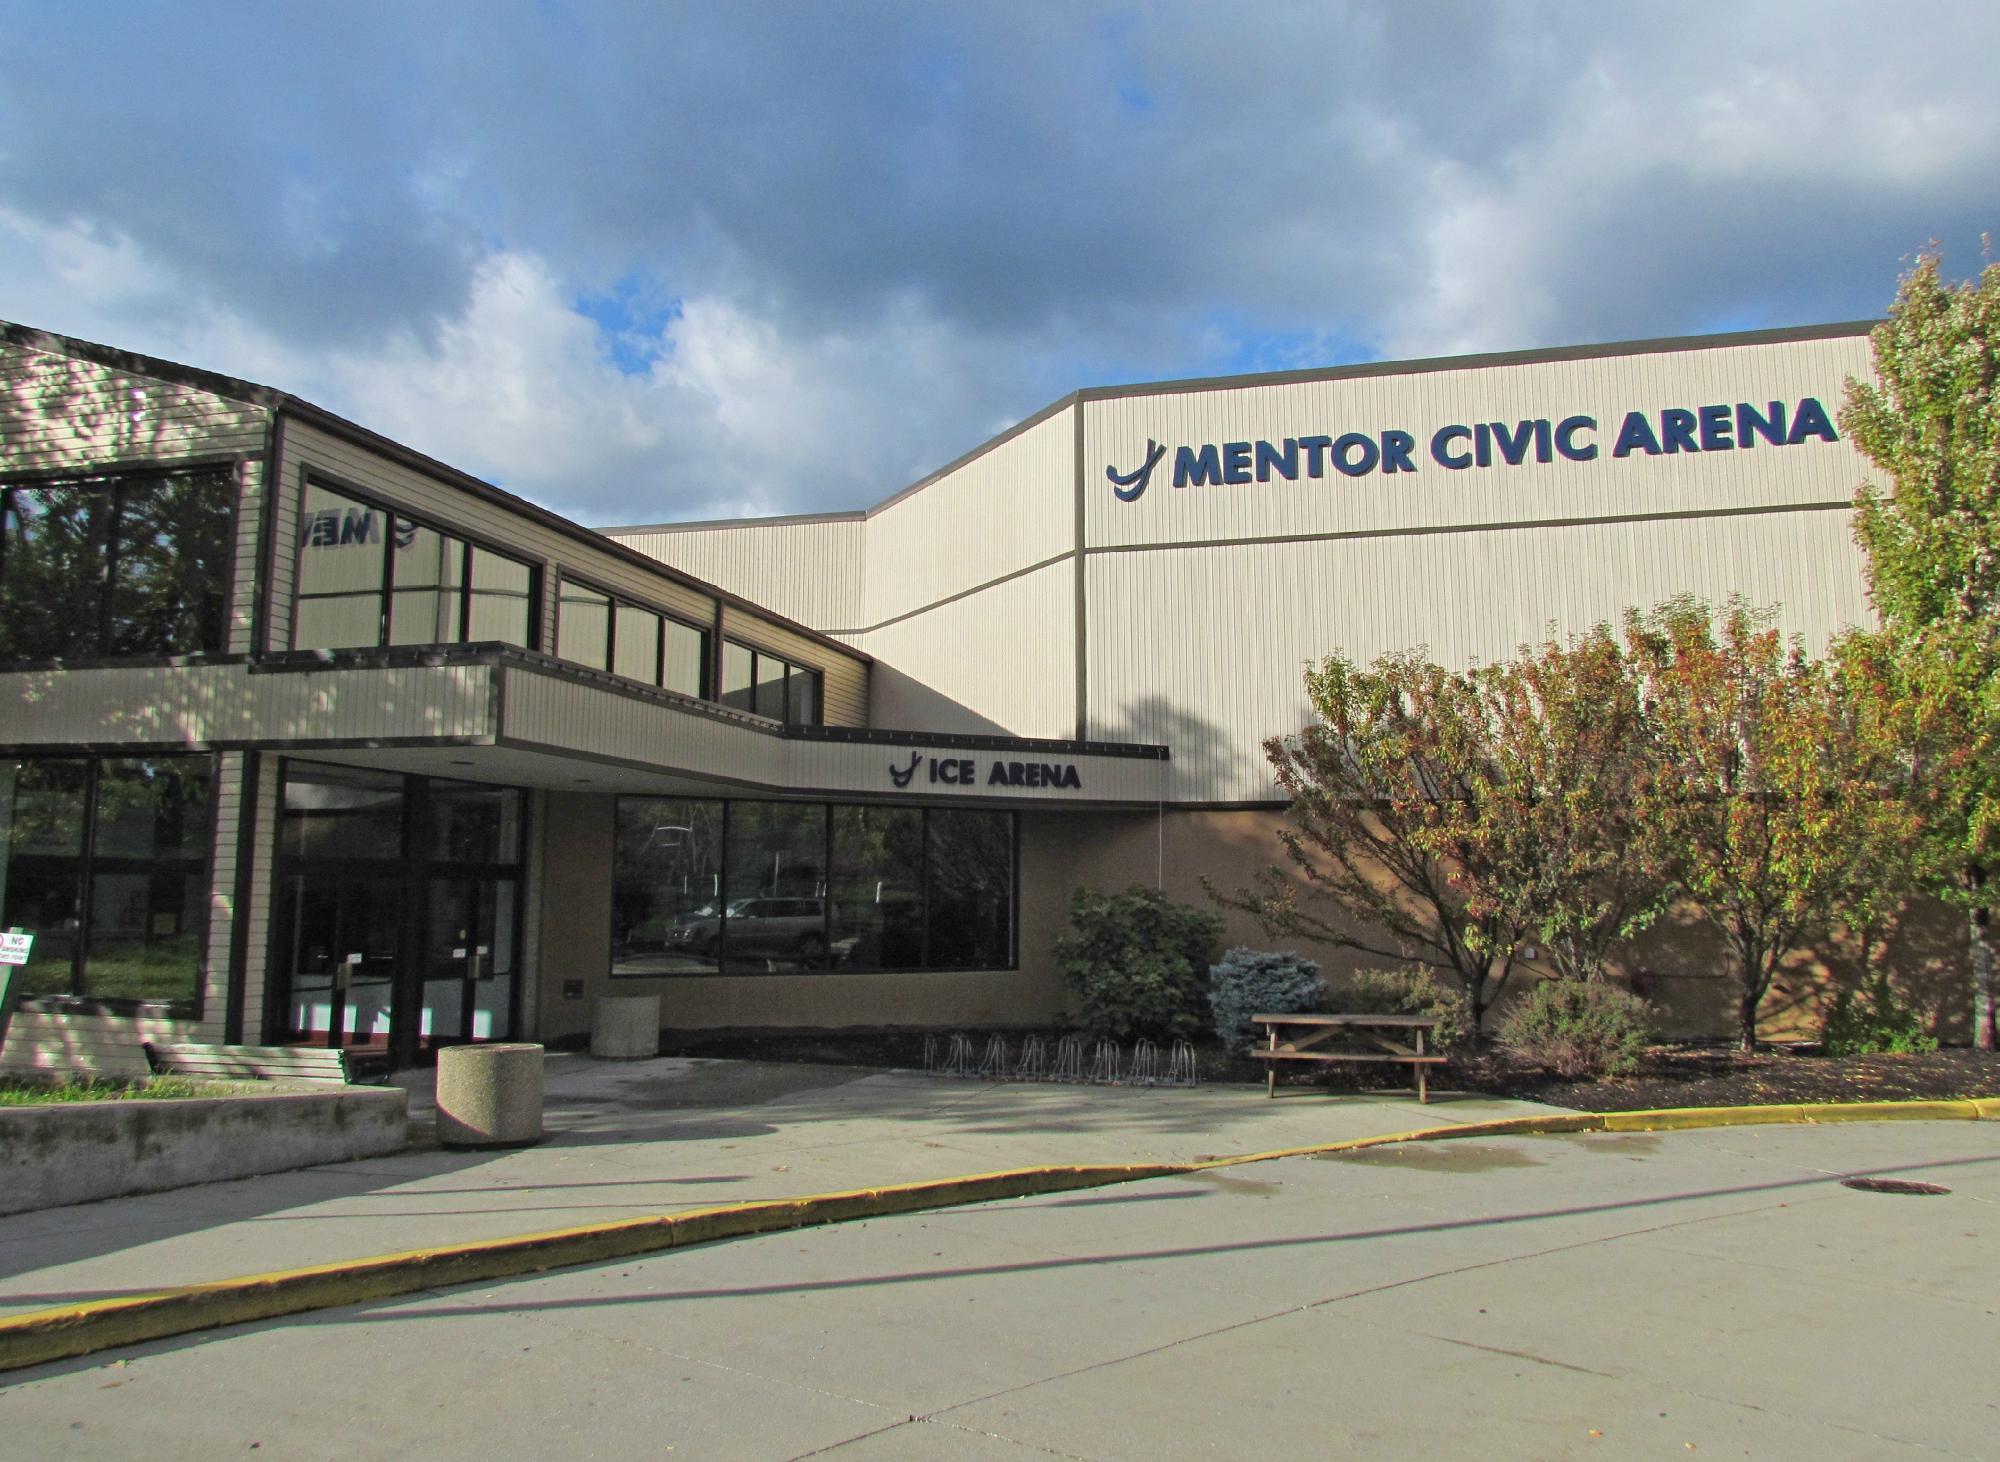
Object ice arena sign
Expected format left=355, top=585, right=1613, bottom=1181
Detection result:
left=1104, top=397, right=1841, bottom=502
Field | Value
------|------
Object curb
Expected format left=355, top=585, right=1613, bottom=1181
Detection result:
left=3, top=1096, right=1993, bottom=1375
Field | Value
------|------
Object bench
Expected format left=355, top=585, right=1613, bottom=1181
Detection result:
left=144, top=1042, right=356, bottom=1086
left=1248, top=1013, right=1445, bottom=1102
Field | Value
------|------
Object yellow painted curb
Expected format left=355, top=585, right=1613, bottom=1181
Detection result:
left=1, top=1097, right=1990, bottom=1375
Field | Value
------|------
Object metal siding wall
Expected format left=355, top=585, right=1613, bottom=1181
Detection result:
left=1088, top=508, right=1873, bottom=802
left=0, top=663, right=496, bottom=748
left=1083, top=335, right=1874, bottom=550
left=0, top=341, right=266, bottom=475
left=196, top=749, right=248, bottom=1040
left=611, top=518, right=865, bottom=630
left=227, top=459, right=265, bottom=655
left=502, top=671, right=789, bottom=786
left=861, top=408, right=1073, bottom=628
left=853, top=558, right=1075, bottom=738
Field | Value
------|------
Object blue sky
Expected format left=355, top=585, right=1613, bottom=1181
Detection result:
left=2, top=2, right=1995, bottom=525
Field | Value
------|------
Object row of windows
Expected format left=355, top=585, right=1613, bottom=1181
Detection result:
left=293, top=483, right=537, bottom=652
left=0, top=471, right=831, bottom=726
left=1, top=755, right=214, bottom=1007
left=0, top=469, right=234, bottom=660
left=555, top=577, right=711, bottom=699
left=612, top=797, right=1014, bottom=977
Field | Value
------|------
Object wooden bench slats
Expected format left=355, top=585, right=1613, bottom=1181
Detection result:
left=145, top=1042, right=353, bottom=1085
left=1250, top=1014, right=1444, bottom=1102
left=1250, top=1050, right=1446, bottom=1064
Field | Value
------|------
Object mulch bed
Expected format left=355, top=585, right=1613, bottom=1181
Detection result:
left=665, top=1030, right=2000, bottom=1112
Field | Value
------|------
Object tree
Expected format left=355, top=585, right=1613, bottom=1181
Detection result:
left=1451, top=627, right=1669, bottom=984
left=1626, top=598, right=1916, bottom=1051
left=1841, top=249, right=2000, bottom=1048
left=1215, top=649, right=1526, bottom=1037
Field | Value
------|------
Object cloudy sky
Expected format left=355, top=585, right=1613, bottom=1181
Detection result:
left=3, top=3, right=1995, bottom=526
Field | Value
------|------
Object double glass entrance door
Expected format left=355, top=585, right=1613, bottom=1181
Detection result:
left=275, top=764, right=523, bottom=1068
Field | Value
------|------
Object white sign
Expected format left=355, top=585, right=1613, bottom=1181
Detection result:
left=0, top=931, right=34, bottom=967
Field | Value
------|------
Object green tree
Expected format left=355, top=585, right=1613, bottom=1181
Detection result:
left=1216, top=649, right=1525, bottom=1038
left=1840, top=250, right=2000, bottom=1048
left=1626, top=598, right=1916, bottom=1051
left=1450, top=627, right=1669, bottom=984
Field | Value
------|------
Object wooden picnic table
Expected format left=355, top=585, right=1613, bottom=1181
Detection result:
left=1248, top=1012, right=1445, bottom=1102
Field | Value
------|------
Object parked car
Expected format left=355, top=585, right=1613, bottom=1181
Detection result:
left=667, top=897, right=827, bottom=963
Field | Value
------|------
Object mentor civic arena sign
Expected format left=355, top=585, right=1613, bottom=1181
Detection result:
left=1105, top=396, right=1840, bottom=502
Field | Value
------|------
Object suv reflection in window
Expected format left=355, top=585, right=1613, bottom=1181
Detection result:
left=667, top=898, right=827, bottom=965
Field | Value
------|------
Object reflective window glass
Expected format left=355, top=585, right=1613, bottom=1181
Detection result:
left=557, top=580, right=611, bottom=670
left=107, top=472, right=234, bottom=656
left=721, top=642, right=755, bottom=712
left=829, top=805, right=924, bottom=970
left=467, top=548, right=532, bottom=647
left=754, top=655, right=787, bottom=719
left=787, top=668, right=820, bottom=727
left=663, top=619, right=708, bottom=698
left=0, top=482, right=113, bottom=661
left=722, top=802, right=828, bottom=971
left=614, top=604, right=660, bottom=684
left=92, top=759, right=211, bottom=859
left=926, top=810, right=1014, bottom=968
left=281, top=763, right=405, bottom=860
left=611, top=798, right=724, bottom=976
left=428, top=781, right=522, bottom=865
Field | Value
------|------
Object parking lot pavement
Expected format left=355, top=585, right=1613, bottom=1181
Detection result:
left=4, top=1119, right=1995, bottom=1459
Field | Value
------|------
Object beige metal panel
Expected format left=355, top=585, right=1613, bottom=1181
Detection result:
left=860, top=405, right=1074, bottom=627
left=272, top=418, right=717, bottom=646
left=500, top=669, right=789, bottom=787
left=1083, top=335, right=1875, bottom=551
left=226, top=460, right=265, bottom=656
left=719, top=605, right=869, bottom=727
left=1086, top=507, right=1873, bottom=803
left=0, top=662, right=496, bottom=748
left=610, top=517, right=865, bottom=630
left=851, top=558, right=1075, bottom=738
left=0, top=340, right=266, bottom=476
left=196, top=749, right=248, bottom=1039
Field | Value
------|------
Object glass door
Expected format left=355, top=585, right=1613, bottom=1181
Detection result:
left=418, top=876, right=516, bottom=1051
left=277, top=872, right=404, bottom=1052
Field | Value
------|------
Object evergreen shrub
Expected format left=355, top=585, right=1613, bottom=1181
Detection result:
left=1207, top=948, right=1324, bottom=1053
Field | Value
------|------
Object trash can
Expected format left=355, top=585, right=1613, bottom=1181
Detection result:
left=591, top=993, right=662, bottom=1060
left=435, top=1043, right=544, bottom=1148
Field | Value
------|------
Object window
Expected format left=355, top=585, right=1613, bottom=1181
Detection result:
left=0, top=467, right=234, bottom=661
left=611, top=797, right=1013, bottom=976
left=0, top=755, right=214, bottom=1006
left=554, top=574, right=711, bottom=698
left=291, top=481, right=536, bottom=652
left=719, top=640, right=823, bottom=726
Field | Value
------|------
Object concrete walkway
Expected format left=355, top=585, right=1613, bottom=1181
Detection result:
left=0, top=1053, right=1548, bottom=1320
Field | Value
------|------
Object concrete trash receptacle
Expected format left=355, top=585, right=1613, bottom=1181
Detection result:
left=435, top=1043, right=544, bottom=1148
left=591, top=993, right=662, bottom=1060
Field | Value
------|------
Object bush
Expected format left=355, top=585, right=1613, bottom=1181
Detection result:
left=1207, top=948, right=1324, bottom=1053
left=1498, top=980, right=1654, bottom=1078
left=1332, top=966, right=1473, bottom=1053
left=1054, top=885, right=1225, bottom=1040
left=1821, top=974, right=1939, bottom=1056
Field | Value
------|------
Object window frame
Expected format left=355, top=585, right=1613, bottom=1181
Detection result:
left=553, top=570, right=713, bottom=699
left=719, top=639, right=824, bottom=727
left=1, top=752, right=218, bottom=1015
left=0, top=462, right=239, bottom=664
left=289, top=473, right=541, bottom=653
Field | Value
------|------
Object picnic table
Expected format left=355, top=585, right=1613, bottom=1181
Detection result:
left=1248, top=1012, right=1445, bottom=1102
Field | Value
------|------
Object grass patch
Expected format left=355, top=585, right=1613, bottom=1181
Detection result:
left=0, top=1074, right=247, bottom=1105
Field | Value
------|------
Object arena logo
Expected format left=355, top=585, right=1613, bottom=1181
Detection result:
left=1105, top=398, right=1840, bottom=502
left=888, top=752, right=1083, bottom=791
left=303, top=505, right=421, bottom=549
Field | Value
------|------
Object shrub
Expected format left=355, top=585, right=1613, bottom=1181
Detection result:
left=1498, top=980, right=1654, bottom=1078
left=1054, top=885, right=1226, bottom=1040
left=1821, top=974, right=1939, bottom=1056
left=1332, top=965, right=1473, bottom=1053
left=1207, top=948, right=1325, bottom=1053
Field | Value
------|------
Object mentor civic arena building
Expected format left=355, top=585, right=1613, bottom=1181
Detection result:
left=0, top=318, right=1882, bottom=1073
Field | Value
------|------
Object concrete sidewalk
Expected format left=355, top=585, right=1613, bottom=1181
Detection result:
left=0, top=1053, right=1552, bottom=1319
